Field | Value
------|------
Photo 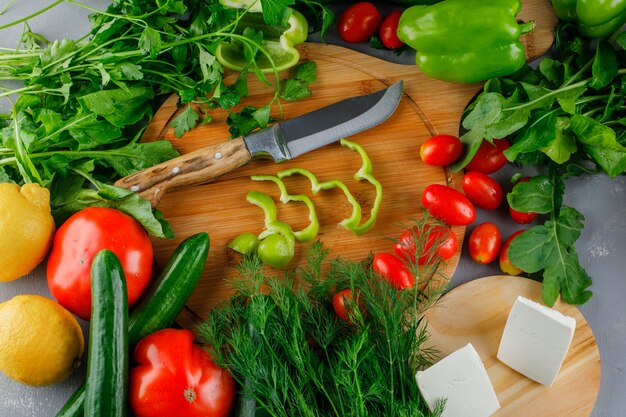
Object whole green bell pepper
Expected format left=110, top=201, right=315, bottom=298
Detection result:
left=397, top=0, right=534, bottom=83
left=551, top=0, right=626, bottom=38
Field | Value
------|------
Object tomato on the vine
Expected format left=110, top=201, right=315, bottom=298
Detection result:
left=379, top=11, right=404, bottom=49
left=332, top=289, right=363, bottom=324
left=465, top=138, right=511, bottom=174
left=422, top=184, right=476, bottom=226
left=500, top=230, right=525, bottom=275
left=47, top=207, right=153, bottom=321
left=337, top=2, right=382, bottom=43
left=372, top=253, right=415, bottom=290
left=462, top=171, right=504, bottom=210
left=394, top=225, right=458, bottom=265
left=468, top=222, right=501, bottom=264
left=420, top=134, right=463, bottom=166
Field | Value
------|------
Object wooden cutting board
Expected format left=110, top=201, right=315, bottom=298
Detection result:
left=425, top=276, right=601, bottom=416
left=142, top=0, right=558, bottom=328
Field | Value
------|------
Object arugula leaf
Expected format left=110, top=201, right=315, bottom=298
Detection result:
left=508, top=207, right=591, bottom=306
left=540, top=117, right=577, bottom=164
left=590, top=41, right=618, bottom=90
left=570, top=114, right=626, bottom=176
left=171, top=104, right=200, bottom=138
left=507, top=175, right=554, bottom=214
left=504, top=110, right=558, bottom=161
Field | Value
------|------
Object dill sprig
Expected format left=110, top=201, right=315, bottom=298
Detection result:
left=198, top=215, right=449, bottom=417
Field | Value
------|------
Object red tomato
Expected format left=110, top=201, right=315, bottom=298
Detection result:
left=379, top=11, right=404, bottom=49
left=129, top=329, right=235, bottom=417
left=508, top=177, right=538, bottom=224
left=462, top=171, right=504, bottom=210
left=465, top=138, right=511, bottom=174
left=394, top=224, right=458, bottom=265
left=422, top=184, right=476, bottom=226
left=372, top=253, right=415, bottom=289
left=47, top=207, right=153, bottom=321
left=338, top=2, right=382, bottom=43
left=468, top=222, right=501, bottom=264
left=500, top=230, right=525, bottom=275
left=332, top=289, right=363, bottom=324
left=420, top=134, right=463, bottom=166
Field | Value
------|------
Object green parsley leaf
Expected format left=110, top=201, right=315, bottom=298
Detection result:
left=171, top=104, right=200, bottom=138
left=139, top=27, right=162, bottom=57
left=260, top=0, right=294, bottom=26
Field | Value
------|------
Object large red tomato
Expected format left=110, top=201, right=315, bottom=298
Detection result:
left=47, top=207, right=153, bottom=321
left=130, top=329, right=235, bottom=417
left=337, top=2, right=382, bottom=43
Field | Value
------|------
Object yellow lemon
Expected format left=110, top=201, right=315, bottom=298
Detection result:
left=0, top=183, right=56, bottom=282
left=0, top=295, right=84, bottom=386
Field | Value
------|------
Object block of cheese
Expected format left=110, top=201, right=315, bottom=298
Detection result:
left=497, top=295, right=576, bottom=387
left=416, top=343, right=500, bottom=417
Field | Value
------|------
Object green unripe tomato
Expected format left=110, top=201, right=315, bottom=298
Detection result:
left=258, top=233, right=294, bottom=269
left=228, top=232, right=260, bottom=255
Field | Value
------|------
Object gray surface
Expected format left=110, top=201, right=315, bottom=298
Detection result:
left=0, top=1, right=624, bottom=416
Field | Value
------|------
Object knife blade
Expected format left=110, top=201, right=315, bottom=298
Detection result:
left=115, top=81, right=403, bottom=207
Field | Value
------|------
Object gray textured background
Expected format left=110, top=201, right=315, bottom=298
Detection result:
left=0, top=1, right=624, bottom=416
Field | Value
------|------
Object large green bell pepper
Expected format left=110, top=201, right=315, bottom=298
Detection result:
left=551, top=0, right=626, bottom=38
left=397, top=0, right=534, bottom=83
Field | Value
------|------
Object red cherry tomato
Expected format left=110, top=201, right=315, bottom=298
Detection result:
left=500, top=230, right=525, bottom=275
left=420, top=134, right=463, bottom=166
left=337, top=2, right=382, bottom=43
left=422, top=184, right=476, bottom=226
left=465, top=138, right=511, bottom=174
left=468, top=222, right=501, bottom=264
left=508, top=177, right=538, bottom=224
left=461, top=171, right=504, bottom=210
left=332, top=289, right=363, bottom=324
left=47, top=207, right=153, bottom=321
left=394, top=224, right=458, bottom=265
left=372, top=253, right=415, bottom=289
left=379, top=11, right=404, bottom=49
left=129, top=329, right=235, bottom=417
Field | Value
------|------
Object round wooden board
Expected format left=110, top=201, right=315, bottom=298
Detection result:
left=425, top=276, right=601, bottom=417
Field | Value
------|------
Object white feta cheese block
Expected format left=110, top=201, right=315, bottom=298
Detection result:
left=415, top=343, right=500, bottom=417
left=497, top=295, right=576, bottom=387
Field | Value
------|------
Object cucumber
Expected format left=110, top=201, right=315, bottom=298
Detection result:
left=85, top=250, right=128, bottom=417
left=56, top=232, right=210, bottom=417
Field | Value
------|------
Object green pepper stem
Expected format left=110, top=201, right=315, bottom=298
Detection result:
left=519, top=20, right=536, bottom=35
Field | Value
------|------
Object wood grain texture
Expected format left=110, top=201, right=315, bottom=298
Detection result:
left=141, top=0, right=558, bottom=328
left=425, top=276, right=601, bottom=417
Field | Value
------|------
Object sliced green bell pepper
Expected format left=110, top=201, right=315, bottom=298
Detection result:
left=551, top=0, right=626, bottom=38
left=397, top=0, right=534, bottom=83
left=251, top=174, right=319, bottom=242
left=216, top=3, right=308, bottom=73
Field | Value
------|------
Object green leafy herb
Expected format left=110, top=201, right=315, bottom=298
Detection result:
left=171, top=104, right=200, bottom=138
left=451, top=22, right=626, bottom=305
left=199, top=216, right=449, bottom=417
left=279, top=61, right=317, bottom=101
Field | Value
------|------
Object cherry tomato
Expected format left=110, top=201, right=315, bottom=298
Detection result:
left=372, top=253, right=415, bottom=289
left=47, top=207, right=153, bottom=321
left=468, top=222, right=501, bottom=264
left=422, top=184, right=476, bottom=226
left=129, top=329, right=235, bottom=417
left=461, top=171, right=504, bottom=210
left=465, top=138, right=511, bottom=174
left=379, top=11, right=404, bottom=49
left=337, top=2, right=382, bottom=43
left=394, top=224, right=458, bottom=265
left=508, top=177, right=538, bottom=224
left=500, top=230, right=525, bottom=275
left=420, top=134, right=463, bottom=166
left=332, top=289, right=363, bottom=324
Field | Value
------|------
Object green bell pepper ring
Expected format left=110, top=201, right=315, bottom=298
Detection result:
left=228, top=232, right=261, bottom=255
left=397, top=0, right=534, bottom=83
left=251, top=174, right=319, bottom=242
left=245, top=190, right=296, bottom=268
left=216, top=7, right=308, bottom=73
left=551, top=0, right=626, bottom=38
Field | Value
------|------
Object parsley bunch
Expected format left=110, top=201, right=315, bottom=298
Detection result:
left=0, top=0, right=327, bottom=236
left=199, top=218, right=448, bottom=417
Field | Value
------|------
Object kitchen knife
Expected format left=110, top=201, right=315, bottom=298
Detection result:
left=115, top=81, right=403, bottom=207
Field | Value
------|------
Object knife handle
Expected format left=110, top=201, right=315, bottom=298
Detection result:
left=114, top=137, right=252, bottom=207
